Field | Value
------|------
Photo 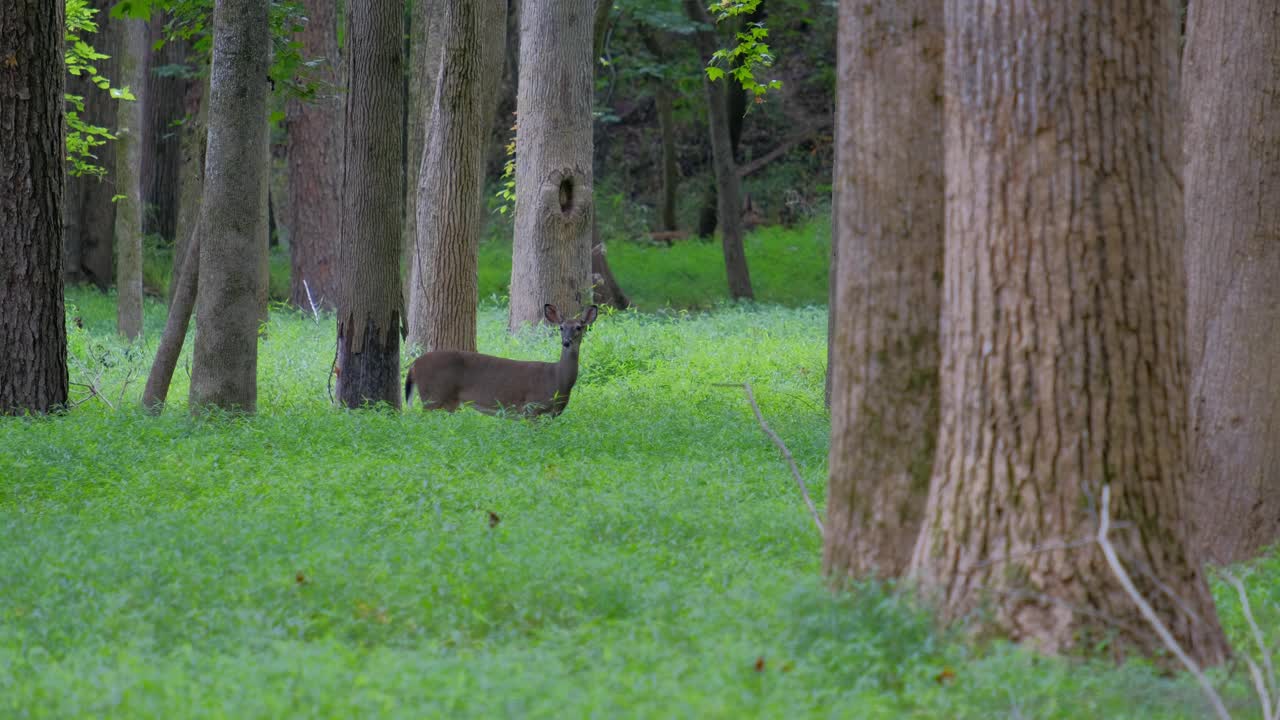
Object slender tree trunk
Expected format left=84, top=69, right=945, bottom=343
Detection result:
left=65, top=0, right=117, bottom=288
left=336, top=0, right=404, bottom=408
left=823, top=0, right=943, bottom=580
left=1183, top=0, right=1280, bottom=565
left=407, top=0, right=506, bottom=352
left=189, top=0, right=270, bottom=414
left=654, top=84, right=678, bottom=232
left=142, top=227, right=200, bottom=412
left=402, top=0, right=444, bottom=310
left=684, top=0, right=752, bottom=300
left=507, top=0, right=595, bottom=331
left=257, top=83, right=270, bottom=332
left=910, top=0, right=1228, bottom=664
left=587, top=0, right=629, bottom=311
left=172, top=76, right=208, bottom=301
left=285, top=0, right=343, bottom=310
left=114, top=17, right=147, bottom=341
left=0, top=0, right=68, bottom=415
left=142, top=22, right=187, bottom=243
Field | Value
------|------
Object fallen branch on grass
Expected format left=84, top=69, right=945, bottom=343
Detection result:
left=714, top=382, right=823, bottom=536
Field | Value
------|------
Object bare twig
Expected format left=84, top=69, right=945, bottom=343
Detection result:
left=1097, top=486, right=1230, bottom=720
left=115, top=366, right=137, bottom=407
left=714, top=382, right=823, bottom=535
left=303, top=279, right=320, bottom=323
left=1222, top=569, right=1278, bottom=719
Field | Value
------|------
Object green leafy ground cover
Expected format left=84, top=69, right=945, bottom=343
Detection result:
left=0, top=274, right=1271, bottom=717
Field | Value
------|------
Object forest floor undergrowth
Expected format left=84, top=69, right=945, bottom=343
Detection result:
left=0, top=290, right=1271, bottom=718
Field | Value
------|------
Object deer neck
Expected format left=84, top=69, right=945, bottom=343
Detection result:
left=555, top=341, right=582, bottom=399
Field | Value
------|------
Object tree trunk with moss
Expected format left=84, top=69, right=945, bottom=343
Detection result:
left=1183, top=0, right=1280, bottom=565
left=336, top=0, right=404, bottom=408
left=823, top=0, right=943, bottom=580
left=909, top=0, right=1228, bottom=664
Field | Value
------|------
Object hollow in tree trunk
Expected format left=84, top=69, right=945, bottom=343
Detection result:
left=336, top=0, right=404, bottom=408
left=910, top=0, right=1228, bottom=664
left=823, top=0, right=943, bottom=580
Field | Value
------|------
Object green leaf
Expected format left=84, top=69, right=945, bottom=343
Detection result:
left=705, top=66, right=725, bottom=81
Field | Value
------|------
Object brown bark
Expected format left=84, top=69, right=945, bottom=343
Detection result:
left=910, top=0, right=1228, bottom=664
left=336, top=0, right=404, bottom=408
left=654, top=84, right=678, bottom=232
left=0, top=0, right=68, bottom=414
left=507, top=0, right=596, bottom=330
left=286, top=0, right=343, bottom=310
left=823, top=0, right=943, bottom=580
left=684, top=0, right=752, bottom=301
left=142, top=227, right=199, bottom=412
left=171, top=75, right=208, bottom=301
left=142, top=22, right=188, bottom=243
left=402, top=0, right=444, bottom=302
left=1183, top=0, right=1280, bottom=565
left=407, top=0, right=506, bottom=353
left=114, top=17, right=147, bottom=341
left=189, top=0, right=270, bottom=413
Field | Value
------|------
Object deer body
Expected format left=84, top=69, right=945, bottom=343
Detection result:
left=404, top=304, right=597, bottom=417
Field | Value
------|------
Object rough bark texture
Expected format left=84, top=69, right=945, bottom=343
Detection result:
left=337, top=0, right=404, bottom=408
left=142, top=228, right=199, bottom=412
left=823, top=0, right=943, bottom=580
left=114, top=17, right=147, bottom=341
left=910, top=0, right=1228, bottom=664
left=189, top=0, right=270, bottom=413
left=142, top=22, right=187, bottom=243
left=1183, top=1, right=1280, bottom=565
left=402, top=0, right=444, bottom=308
left=407, top=0, right=506, bottom=353
left=684, top=0, right=752, bottom=301
left=0, top=0, right=68, bottom=414
left=507, top=0, right=595, bottom=331
left=171, top=76, right=208, bottom=301
left=63, top=0, right=116, bottom=288
left=286, top=0, right=343, bottom=310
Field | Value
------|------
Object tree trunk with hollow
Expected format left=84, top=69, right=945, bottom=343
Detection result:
left=286, top=0, right=342, bottom=311
left=189, top=0, right=270, bottom=413
left=684, top=0, right=752, bottom=301
left=1183, top=0, right=1280, bottom=565
left=909, top=0, right=1228, bottom=665
left=407, top=0, right=506, bottom=353
left=0, top=0, right=68, bottom=415
left=336, top=0, right=404, bottom=408
left=507, top=0, right=595, bottom=331
left=113, top=17, right=147, bottom=341
left=823, top=0, right=943, bottom=580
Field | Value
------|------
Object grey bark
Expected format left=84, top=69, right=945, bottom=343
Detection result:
left=171, top=76, right=209, bottom=301
left=114, top=17, right=147, bottom=341
left=336, top=0, right=405, bottom=408
left=1183, top=0, right=1280, bottom=565
left=0, top=0, right=68, bottom=414
left=402, top=0, right=444, bottom=301
left=189, top=0, right=270, bottom=413
left=142, top=226, right=200, bottom=412
left=507, top=0, right=595, bottom=331
left=407, top=0, right=507, bottom=352
left=823, top=0, right=943, bottom=580
left=286, top=0, right=343, bottom=310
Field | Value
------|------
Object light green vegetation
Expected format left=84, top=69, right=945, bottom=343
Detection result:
left=1, top=284, right=1267, bottom=718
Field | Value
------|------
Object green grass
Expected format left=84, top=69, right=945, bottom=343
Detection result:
left=0, top=289, right=1269, bottom=718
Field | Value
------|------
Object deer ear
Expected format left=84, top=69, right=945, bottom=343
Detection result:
left=544, top=304, right=561, bottom=324
left=582, top=305, right=599, bottom=325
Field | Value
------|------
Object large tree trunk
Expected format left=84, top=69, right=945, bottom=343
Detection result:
left=823, top=0, right=943, bottom=580
left=142, top=22, right=188, bottom=244
left=171, top=76, right=208, bottom=302
left=684, top=0, right=752, bottom=301
left=1183, top=0, right=1280, bottom=565
left=909, top=0, right=1228, bottom=664
left=286, top=0, right=343, bottom=310
left=0, top=0, right=68, bottom=415
left=189, top=0, right=270, bottom=414
left=114, top=17, right=147, bottom=341
left=402, top=0, right=444, bottom=306
left=64, top=0, right=117, bottom=288
left=507, top=0, right=595, bottom=331
left=407, top=0, right=506, bottom=352
left=336, top=0, right=404, bottom=408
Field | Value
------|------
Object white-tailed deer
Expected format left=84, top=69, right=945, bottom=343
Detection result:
left=404, top=304, right=599, bottom=417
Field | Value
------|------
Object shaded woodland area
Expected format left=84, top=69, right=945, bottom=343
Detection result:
left=2, top=0, right=1280, bottom=716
